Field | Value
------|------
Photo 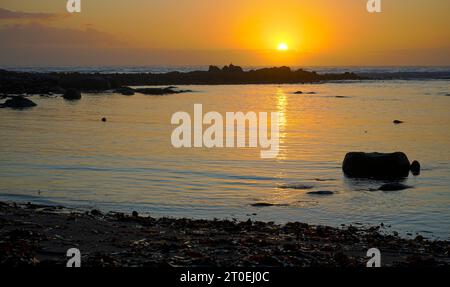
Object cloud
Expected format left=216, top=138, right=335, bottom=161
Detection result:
left=0, top=8, right=59, bottom=20
left=0, top=23, right=122, bottom=47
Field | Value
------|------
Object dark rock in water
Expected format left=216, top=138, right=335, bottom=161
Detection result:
left=278, top=184, right=314, bottom=190
left=114, top=87, right=135, bottom=96
left=307, top=191, right=334, bottom=195
left=63, top=88, right=82, bottom=100
left=393, top=120, right=404, bottom=124
left=335, top=96, right=350, bottom=99
left=343, top=152, right=411, bottom=178
left=379, top=183, right=413, bottom=191
left=101, top=117, right=107, bottom=122
left=132, top=211, right=139, bottom=217
left=1, top=96, right=37, bottom=109
left=294, top=91, right=316, bottom=95
left=134, top=87, right=191, bottom=95
left=251, top=203, right=275, bottom=207
left=410, top=160, right=421, bottom=176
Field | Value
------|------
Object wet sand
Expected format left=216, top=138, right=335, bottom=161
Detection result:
left=1, top=201, right=449, bottom=267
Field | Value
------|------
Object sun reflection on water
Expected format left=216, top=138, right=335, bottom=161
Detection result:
left=275, top=88, right=288, bottom=160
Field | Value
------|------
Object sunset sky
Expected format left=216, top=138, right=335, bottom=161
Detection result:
left=0, top=0, right=449, bottom=66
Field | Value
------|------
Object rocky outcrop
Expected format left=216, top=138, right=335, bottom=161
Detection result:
left=63, top=88, right=82, bottom=100
left=343, top=152, right=411, bottom=178
left=1, top=96, right=37, bottom=109
left=114, top=87, right=135, bottom=96
left=134, top=87, right=192, bottom=95
left=0, top=65, right=363, bottom=95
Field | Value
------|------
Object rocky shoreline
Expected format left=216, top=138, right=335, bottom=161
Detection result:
left=0, top=65, right=362, bottom=96
left=0, top=201, right=449, bottom=267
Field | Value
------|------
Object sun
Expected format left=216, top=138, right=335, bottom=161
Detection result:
left=277, top=43, right=289, bottom=51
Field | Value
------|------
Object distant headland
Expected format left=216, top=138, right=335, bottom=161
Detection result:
left=0, top=64, right=362, bottom=95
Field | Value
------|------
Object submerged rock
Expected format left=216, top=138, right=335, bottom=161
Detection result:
left=134, top=87, right=191, bottom=95
left=278, top=184, right=314, bottom=190
left=63, top=88, right=82, bottom=100
left=1, top=96, right=37, bottom=109
left=251, top=203, right=275, bottom=207
left=307, top=191, right=334, bottom=196
left=114, top=87, right=135, bottom=96
left=379, top=183, right=413, bottom=191
left=343, top=152, right=411, bottom=178
left=293, top=91, right=316, bottom=95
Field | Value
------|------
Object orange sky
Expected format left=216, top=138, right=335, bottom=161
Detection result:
left=0, top=0, right=449, bottom=66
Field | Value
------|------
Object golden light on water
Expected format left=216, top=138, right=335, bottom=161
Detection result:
left=275, top=88, right=288, bottom=160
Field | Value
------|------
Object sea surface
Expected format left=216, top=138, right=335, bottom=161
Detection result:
left=1, top=69, right=449, bottom=239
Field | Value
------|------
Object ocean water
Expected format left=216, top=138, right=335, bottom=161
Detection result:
left=1, top=79, right=449, bottom=238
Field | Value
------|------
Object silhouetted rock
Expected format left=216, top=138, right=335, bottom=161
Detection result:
left=132, top=211, right=139, bottom=217
left=293, top=91, right=303, bottom=94
left=379, top=183, right=413, bottom=191
left=0, top=66, right=363, bottom=93
left=63, top=88, right=82, bottom=100
left=222, top=64, right=243, bottom=73
left=278, top=184, right=314, bottom=190
left=343, top=152, right=411, bottom=178
left=1, top=96, right=37, bottom=109
left=393, top=120, right=404, bottom=124
left=208, top=65, right=221, bottom=73
left=59, top=76, right=111, bottom=92
left=307, top=191, right=334, bottom=195
left=101, top=117, right=107, bottom=122
left=114, top=87, right=135, bottom=96
left=410, top=161, right=421, bottom=176
left=134, top=87, right=191, bottom=95
left=251, top=203, right=275, bottom=207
